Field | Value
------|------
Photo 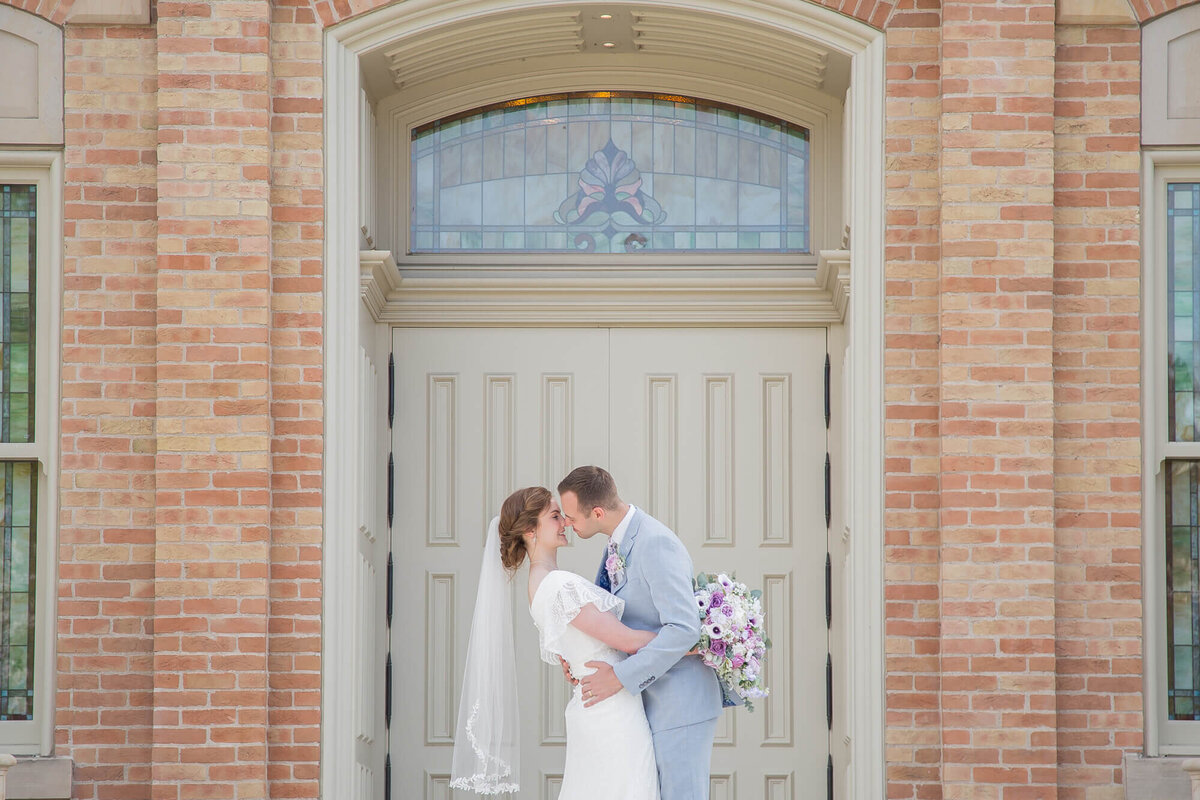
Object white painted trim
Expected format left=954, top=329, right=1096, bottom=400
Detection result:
left=1143, top=151, right=1200, bottom=755
left=357, top=249, right=851, bottom=326
left=320, top=36, right=362, bottom=798
left=325, top=5, right=886, bottom=798
left=0, top=150, right=63, bottom=756
left=844, top=32, right=886, bottom=800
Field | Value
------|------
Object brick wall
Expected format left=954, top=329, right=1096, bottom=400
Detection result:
left=58, top=19, right=157, bottom=799
left=1053, top=22, right=1143, bottom=800
left=0, top=0, right=1181, bottom=796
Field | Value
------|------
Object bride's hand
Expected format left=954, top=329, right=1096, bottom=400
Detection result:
left=559, top=655, right=578, bottom=686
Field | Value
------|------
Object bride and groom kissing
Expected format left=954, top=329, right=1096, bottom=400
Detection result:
left=451, top=465, right=732, bottom=800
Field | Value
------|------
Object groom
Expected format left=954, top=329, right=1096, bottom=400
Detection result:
left=558, top=466, right=723, bottom=800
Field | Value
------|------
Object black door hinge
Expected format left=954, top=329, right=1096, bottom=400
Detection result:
left=824, top=453, right=831, bottom=529
left=824, top=353, right=831, bottom=429
left=385, top=653, right=392, bottom=729
left=386, top=454, right=394, bottom=529
left=826, top=653, right=833, bottom=730
left=386, top=552, right=394, bottom=629
left=387, top=353, right=395, bottom=429
left=825, top=553, right=832, bottom=629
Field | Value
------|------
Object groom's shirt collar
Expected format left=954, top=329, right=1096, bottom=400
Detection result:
left=609, top=504, right=637, bottom=549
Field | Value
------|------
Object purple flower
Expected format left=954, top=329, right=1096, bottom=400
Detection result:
left=606, top=554, right=619, bottom=571
left=711, top=640, right=727, bottom=657
left=710, top=590, right=725, bottom=608
left=732, top=655, right=745, bottom=669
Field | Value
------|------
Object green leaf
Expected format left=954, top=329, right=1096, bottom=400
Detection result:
left=764, top=637, right=773, bottom=649
left=750, top=589, right=762, bottom=600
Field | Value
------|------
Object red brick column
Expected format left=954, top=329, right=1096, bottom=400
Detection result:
left=57, top=22, right=159, bottom=799
left=881, top=0, right=945, bottom=796
left=939, top=0, right=1059, bottom=794
left=153, top=0, right=273, bottom=796
left=1052, top=24, right=1143, bottom=797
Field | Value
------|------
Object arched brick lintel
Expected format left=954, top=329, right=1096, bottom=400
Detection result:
left=317, top=0, right=896, bottom=33
left=1133, top=0, right=1200, bottom=22
left=0, top=0, right=72, bottom=27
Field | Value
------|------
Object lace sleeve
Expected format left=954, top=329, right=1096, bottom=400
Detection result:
left=536, top=573, right=625, bottom=665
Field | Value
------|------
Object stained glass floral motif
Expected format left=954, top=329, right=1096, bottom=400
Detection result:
left=411, top=92, right=810, bottom=254
left=0, top=461, right=36, bottom=721
left=1, top=185, right=35, bottom=443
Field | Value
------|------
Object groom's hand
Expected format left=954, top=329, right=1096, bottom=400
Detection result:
left=580, top=662, right=622, bottom=707
left=559, top=656, right=579, bottom=686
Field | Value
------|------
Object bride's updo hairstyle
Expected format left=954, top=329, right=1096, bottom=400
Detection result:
left=498, top=486, right=552, bottom=572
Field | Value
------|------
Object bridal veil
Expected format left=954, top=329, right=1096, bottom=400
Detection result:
left=450, top=516, right=520, bottom=794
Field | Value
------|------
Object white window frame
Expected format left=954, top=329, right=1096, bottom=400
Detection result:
left=0, top=150, right=62, bottom=755
left=1144, top=150, right=1200, bottom=755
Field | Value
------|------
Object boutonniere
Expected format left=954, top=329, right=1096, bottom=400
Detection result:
left=606, top=542, right=627, bottom=588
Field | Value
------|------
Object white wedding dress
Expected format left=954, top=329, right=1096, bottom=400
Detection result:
left=530, top=569, right=659, bottom=800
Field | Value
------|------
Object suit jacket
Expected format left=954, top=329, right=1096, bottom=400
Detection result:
left=598, top=509, right=723, bottom=731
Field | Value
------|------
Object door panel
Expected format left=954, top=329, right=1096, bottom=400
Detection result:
left=608, top=329, right=828, bottom=797
left=392, top=329, right=610, bottom=798
left=392, top=328, right=828, bottom=799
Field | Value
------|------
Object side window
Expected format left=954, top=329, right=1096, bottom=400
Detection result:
left=1166, top=182, right=1200, bottom=722
left=0, top=162, right=59, bottom=756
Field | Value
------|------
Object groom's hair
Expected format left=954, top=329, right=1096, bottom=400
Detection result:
left=557, top=466, right=622, bottom=511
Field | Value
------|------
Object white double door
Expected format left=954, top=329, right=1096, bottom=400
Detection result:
left=391, top=327, right=829, bottom=800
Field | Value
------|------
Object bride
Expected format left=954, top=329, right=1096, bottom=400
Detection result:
left=450, top=486, right=659, bottom=798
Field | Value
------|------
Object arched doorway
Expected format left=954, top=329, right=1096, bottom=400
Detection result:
left=323, top=2, right=885, bottom=797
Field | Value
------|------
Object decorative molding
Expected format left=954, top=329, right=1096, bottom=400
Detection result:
left=761, top=376, right=793, bottom=546
left=763, top=573, right=794, bottom=744
left=704, top=375, right=734, bottom=546
left=426, top=376, right=457, bottom=546
left=713, top=706, right=736, bottom=745
left=709, top=773, right=735, bottom=800
left=765, top=773, right=795, bottom=800
left=424, top=573, right=456, bottom=744
left=541, top=375, right=573, bottom=489
left=646, top=376, right=677, bottom=529
left=1142, top=5, right=1200, bottom=146
left=1055, top=0, right=1136, bottom=24
left=359, top=249, right=853, bottom=326
left=0, top=6, right=63, bottom=146
left=359, top=250, right=403, bottom=322
left=540, top=660, right=570, bottom=744
left=66, top=0, right=150, bottom=24
left=818, top=249, right=851, bottom=320
left=484, top=375, right=515, bottom=529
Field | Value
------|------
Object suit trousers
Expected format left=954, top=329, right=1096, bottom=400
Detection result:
left=651, top=716, right=719, bottom=800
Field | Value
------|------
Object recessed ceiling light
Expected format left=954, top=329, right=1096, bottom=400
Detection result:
left=599, top=13, right=613, bottom=19
left=602, top=41, right=616, bottom=48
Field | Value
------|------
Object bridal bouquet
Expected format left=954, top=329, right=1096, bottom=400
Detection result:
left=693, top=572, right=771, bottom=711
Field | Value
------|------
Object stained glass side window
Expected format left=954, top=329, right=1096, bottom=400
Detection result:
left=1170, top=183, right=1200, bottom=442
left=410, top=92, right=810, bottom=254
left=1, top=185, right=35, bottom=443
left=0, top=462, right=36, bottom=721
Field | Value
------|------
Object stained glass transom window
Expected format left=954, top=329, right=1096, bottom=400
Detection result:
left=410, top=93, right=810, bottom=254
left=1, top=185, right=35, bottom=443
left=0, top=461, right=36, bottom=721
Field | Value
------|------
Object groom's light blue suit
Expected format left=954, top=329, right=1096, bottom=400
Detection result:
left=597, top=508, right=723, bottom=800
